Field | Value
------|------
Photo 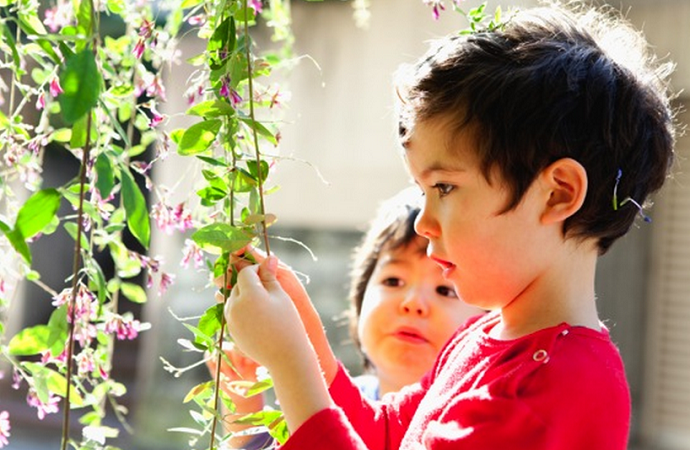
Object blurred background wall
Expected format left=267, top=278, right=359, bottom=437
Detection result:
left=2, top=1, right=688, bottom=449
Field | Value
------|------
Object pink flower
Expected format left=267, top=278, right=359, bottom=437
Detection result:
left=0, top=411, right=10, bottom=448
left=105, top=315, right=142, bottom=340
left=159, top=272, right=175, bottom=296
left=76, top=349, right=95, bottom=376
left=11, top=369, right=21, bottom=390
left=230, top=89, right=243, bottom=107
left=133, top=39, right=146, bottom=59
left=49, top=78, right=63, bottom=98
left=249, top=0, right=263, bottom=14
left=148, top=107, right=164, bottom=128
left=43, top=2, right=71, bottom=32
left=138, top=18, right=154, bottom=39
left=26, top=390, right=60, bottom=420
left=151, top=201, right=194, bottom=234
left=52, top=285, right=99, bottom=347
left=181, top=239, right=204, bottom=269
left=219, top=77, right=231, bottom=100
left=187, top=14, right=206, bottom=26
left=423, top=0, right=446, bottom=20
left=36, top=92, right=45, bottom=110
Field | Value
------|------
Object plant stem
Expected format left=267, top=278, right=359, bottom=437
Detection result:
left=61, top=110, right=93, bottom=450
left=209, top=272, right=230, bottom=450
left=243, top=0, right=270, bottom=255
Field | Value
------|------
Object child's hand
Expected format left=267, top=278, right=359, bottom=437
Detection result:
left=219, top=248, right=339, bottom=384
left=226, top=256, right=334, bottom=432
left=225, top=256, right=312, bottom=371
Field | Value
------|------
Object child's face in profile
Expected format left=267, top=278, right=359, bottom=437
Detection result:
left=358, top=236, right=483, bottom=390
left=405, top=117, right=555, bottom=312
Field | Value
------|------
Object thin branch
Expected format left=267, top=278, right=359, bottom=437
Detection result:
left=61, top=109, right=93, bottom=450
left=243, top=0, right=270, bottom=255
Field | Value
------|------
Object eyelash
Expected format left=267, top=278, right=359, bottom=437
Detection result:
left=432, top=183, right=454, bottom=197
left=436, top=286, right=458, bottom=298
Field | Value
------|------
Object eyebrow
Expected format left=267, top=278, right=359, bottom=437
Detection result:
left=416, top=163, right=467, bottom=181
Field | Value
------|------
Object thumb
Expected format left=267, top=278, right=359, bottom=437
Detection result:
left=257, top=255, right=279, bottom=284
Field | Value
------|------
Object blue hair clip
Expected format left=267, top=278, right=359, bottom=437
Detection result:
left=613, top=168, right=652, bottom=223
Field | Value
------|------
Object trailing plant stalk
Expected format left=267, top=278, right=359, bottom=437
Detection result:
left=61, top=111, right=94, bottom=450
left=243, top=0, right=270, bottom=254
left=209, top=282, right=230, bottom=450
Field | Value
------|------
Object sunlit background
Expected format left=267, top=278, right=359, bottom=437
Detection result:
left=2, top=0, right=689, bottom=449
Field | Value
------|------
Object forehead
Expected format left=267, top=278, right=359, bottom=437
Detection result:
left=379, top=236, right=428, bottom=262
left=402, top=117, right=479, bottom=178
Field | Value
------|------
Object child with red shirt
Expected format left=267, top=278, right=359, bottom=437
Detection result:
left=223, top=2, right=676, bottom=449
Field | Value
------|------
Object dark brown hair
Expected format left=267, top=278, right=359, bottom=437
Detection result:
left=395, top=3, right=676, bottom=254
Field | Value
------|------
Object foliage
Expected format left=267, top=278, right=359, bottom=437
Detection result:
left=0, top=0, right=298, bottom=447
left=0, top=0, right=505, bottom=449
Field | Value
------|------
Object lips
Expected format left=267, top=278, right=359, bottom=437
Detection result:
left=393, top=326, right=429, bottom=344
left=429, top=255, right=456, bottom=277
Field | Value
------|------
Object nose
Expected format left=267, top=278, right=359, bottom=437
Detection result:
left=414, top=203, right=439, bottom=239
left=399, top=286, right=430, bottom=317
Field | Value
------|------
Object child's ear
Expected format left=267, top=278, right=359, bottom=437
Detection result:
left=539, top=158, right=588, bottom=225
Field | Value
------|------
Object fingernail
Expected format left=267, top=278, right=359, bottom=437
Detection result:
left=267, top=255, right=278, bottom=272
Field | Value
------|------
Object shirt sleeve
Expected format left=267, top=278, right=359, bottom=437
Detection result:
left=279, top=363, right=428, bottom=450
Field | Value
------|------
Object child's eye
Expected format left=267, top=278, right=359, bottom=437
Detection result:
left=382, top=277, right=404, bottom=287
left=433, top=183, right=454, bottom=197
left=436, top=285, right=458, bottom=298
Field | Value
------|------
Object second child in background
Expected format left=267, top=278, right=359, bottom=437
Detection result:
left=348, top=187, right=483, bottom=399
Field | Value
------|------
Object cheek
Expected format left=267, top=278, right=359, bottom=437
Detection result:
left=357, top=291, right=385, bottom=353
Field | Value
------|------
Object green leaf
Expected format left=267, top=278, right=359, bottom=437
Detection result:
left=231, top=168, right=258, bottom=193
left=109, top=241, right=142, bottom=278
left=8, top=325, right=52, bottom=355
left=51, top=128, right=72, bottom=143
left=269, top=416, right=289, bottom=445
left=177, top=119, right=222, bottom=155
left=1, top=22, right=21, bottom=72
left=181, top=0, right=204, bottom=7
left=84, top=258, right=108, bottom=307
left=15, top=188, right=61, bottom=239
left=198, top=304, right=224, bottom=338
left=0, top=220, right=31, bottom=264
left=23, top=362, right=84, bottom=405
left=247, top=160, right=269, bottom=184
left=207, top=17, right=235, bottom=53
left=186, top=99, right=235, bottom=118
left=59, top=48, right=102, bottom=125
left=239, top=117, right=277, bottom=145
left=18, top=7, right=47, bottom=35
left=183, top=381, right=214, bottom=403
left=47, top=305, right=68, bottom=356
left=106, top=0, right=125, bottom=14
left=196, top=155, right=228, bottom=167
left=95, top=153, right=116, bottom=198
left=120, top=168, right=150, bottom=249
left=197, top=185, right=227, bottom=206
left=191, top=223, right=253, bottom=253
left=64, top=222, right=90, bottom=250
left=120, top=282, right=147, bottom=304
left=246, top=378, right=274, bottom=397
left=182, top=323, right=215, bottom=351
left=109, top=83, right=134, bottom=97
left=76, top=0, right=93, bottom=36
left=4, top=229, right=31, bottom=264
left=69, top=112, right=94, bottom=148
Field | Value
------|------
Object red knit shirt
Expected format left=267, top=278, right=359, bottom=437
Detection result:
left=281, top=311, right=631, bottom=450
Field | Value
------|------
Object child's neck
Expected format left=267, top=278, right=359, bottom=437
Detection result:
left=490, top=244, right=601, bottom=341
